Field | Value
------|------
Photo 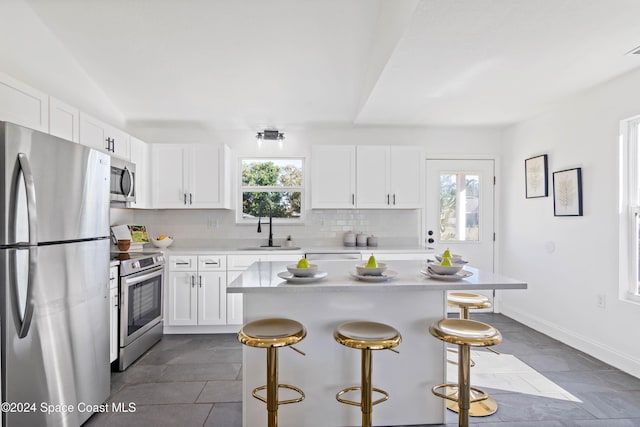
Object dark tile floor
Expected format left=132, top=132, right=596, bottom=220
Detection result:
left=85, top=314, right=640, bottom=426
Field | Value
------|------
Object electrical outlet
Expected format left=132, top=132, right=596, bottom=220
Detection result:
left=596, top=294, right=606, bottom=308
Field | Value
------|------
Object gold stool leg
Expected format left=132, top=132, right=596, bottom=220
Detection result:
left=266, top=347, right=278, bottom=427
left=459, top=306, right=470, bottom=320
left=361, top=348, right=372, bottom=427
left=458, top=344, right=470, bottom=427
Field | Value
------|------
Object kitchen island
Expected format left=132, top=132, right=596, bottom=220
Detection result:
left=228, top=260, right=527, bottom=427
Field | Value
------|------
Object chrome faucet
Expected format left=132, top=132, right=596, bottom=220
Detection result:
left=257, top=202, right=280, bottom=248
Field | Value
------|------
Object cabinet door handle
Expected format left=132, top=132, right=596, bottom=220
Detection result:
left=190, top=193, right=193, bottom=205
left=218, top=276, right=222, bottom=315
left=393, top=194, right=396, bottom=205
left=199, top=275, right=203, bottom=288
left=387, top=194, right=390, bottom=205
left=184, top=193, right=187, bottom=205
left=110, top=138, right=115, bottom=152
left=191, top=275, right=195, bottom=288
left=175, top=261, right=189, bottom=265
left=204, top=261, right=219, bottom=265
left=105, top=138, right=111, bottom=151
left=352, top=194, right=355, bottom=205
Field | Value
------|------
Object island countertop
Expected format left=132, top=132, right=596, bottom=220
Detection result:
left=227, top=259, right=527, bottom=293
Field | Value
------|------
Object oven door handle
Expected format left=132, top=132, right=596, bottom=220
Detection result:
left=123, top=266, right=164, bottom=287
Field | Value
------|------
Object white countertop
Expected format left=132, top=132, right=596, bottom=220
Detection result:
left=143, top=245, right=433, bottom=255
left=228, top=260, right=527, bottom=293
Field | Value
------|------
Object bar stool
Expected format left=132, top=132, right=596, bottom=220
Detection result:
left=448, top=292, right=492, bottom=320
left=334, top=321, right=401, bottom=427
left=430, top=318, right=502, bottom=427
left=447, top=292, right=499, bottom=416
left=238, top=318, right=307, bottom=427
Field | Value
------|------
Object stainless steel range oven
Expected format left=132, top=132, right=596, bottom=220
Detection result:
left=113, top=252, right=165, bottom=370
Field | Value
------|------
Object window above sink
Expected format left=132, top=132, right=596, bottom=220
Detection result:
left=237, top=157, right=305, bottom=224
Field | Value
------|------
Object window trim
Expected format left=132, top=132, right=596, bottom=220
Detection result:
left=236, top=157, right=305, bottom=224
left=619, top=116, right=640, bottom=303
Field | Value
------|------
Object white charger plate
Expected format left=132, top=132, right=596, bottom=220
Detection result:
left=277, top=271, right=328, bottom=284
left=420, top=268, right=473, bottom=282
left=349, top=270, right=398, bottom=282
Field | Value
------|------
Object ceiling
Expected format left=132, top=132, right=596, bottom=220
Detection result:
left=24, top=0, right=640, bottom=137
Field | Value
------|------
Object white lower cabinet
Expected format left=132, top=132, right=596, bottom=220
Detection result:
left=167, top=255, right=227, bottom=326
left=109, top=266, right=119, bottom=363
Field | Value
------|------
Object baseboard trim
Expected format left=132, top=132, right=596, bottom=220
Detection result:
left=164, top=324, right=241, bottom=334
left=500, top=305, right=640, bottom=379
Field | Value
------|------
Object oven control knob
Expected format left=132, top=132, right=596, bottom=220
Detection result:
left=156, top=255, right=165, bottom=263
left=132, top=261, right=140, bottom=269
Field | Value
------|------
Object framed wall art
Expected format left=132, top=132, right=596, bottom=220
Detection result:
left=525, top=154, right=548, bottom=198
left=553, top=167, right=583, bottom=216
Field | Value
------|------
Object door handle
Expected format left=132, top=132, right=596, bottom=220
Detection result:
left=9, top=247, right=37, bottom=339
left=189, top=193, right=193, bottom=205
left=124, top=167, right=134, bottom=197
left=199, top=275, right=203, bottom=288
left=387, top=194, right=390, bottom=205
left=9, top=153, right=39, bottom=339
left=352, top=194, right=355, bottom=205
left=184, top=193, right=187, bottom=205
left=191, top=275, right=195, bottom=288
left=393, top=194, right=396, bottom=205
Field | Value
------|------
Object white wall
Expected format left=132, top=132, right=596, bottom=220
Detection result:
left=129, top=126, right=502, bottom=247
left=0, top=0, right=124, bottom=127
left=500, top=67, right=640, bottom=377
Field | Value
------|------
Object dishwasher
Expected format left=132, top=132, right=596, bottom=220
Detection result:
left=305, top=252, right=362, bottom=261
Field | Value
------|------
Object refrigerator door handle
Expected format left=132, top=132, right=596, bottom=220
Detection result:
left=9, top=246, right=37, bottom=338
left=8, top=153, right=39, bottom=338
left=11, top=153, right=38, bottom=245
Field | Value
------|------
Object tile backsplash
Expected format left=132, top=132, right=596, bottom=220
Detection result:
left=116, top=208, right=421, bottom=248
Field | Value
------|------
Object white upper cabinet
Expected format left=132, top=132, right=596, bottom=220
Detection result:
left=356, top=146, right=390, bottom=208
left=48, top=97, right=79, bottom=142
left=152, top=144, right=231, bottom=209
left=357, top=146, right=423, bottom=208
left=79, top=112, right=130, bottom=160
left=311, top=145, right=356, bottom=208
left=312, top=145, right=422, bottom=209
left=389, top=146, right=423, bottom=208
left=129, top=136, right=150, bottom=208
left=0, top=72, right=48, bottom=132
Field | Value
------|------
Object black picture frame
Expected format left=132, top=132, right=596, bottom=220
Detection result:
left=553, top=167, right=583, bottom=216
left=525, top=154, right=548, bottom=198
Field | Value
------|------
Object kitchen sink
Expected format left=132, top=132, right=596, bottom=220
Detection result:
left=237, top=246, right=302, bottom=251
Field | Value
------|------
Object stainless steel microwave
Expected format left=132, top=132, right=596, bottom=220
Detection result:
left=110, top=157, right=136, bottom=207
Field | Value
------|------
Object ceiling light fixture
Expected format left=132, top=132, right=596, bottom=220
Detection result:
left=256, top=129, right=285, bottom=140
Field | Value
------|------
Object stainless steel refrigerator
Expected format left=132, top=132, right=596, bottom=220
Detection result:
left=0, top=122, right=111, bottom=426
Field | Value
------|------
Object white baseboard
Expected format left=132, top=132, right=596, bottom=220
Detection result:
left=500, top=305, right=640, bottom=379
left=164, top=324, right=241, bottom=334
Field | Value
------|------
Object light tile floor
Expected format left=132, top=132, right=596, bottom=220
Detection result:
left=85, top=314, right=640, bottom=426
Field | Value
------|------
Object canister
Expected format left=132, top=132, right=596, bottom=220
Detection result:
left=343, top=231, right=356, bottom=247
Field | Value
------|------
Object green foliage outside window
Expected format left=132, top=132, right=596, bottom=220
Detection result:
left=241, top=159, right=303, bottom=219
